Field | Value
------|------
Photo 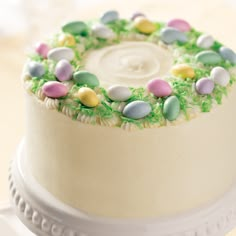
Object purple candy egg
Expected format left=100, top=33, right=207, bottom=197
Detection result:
left=195, top=78, right=214, bottom=95
left=130, top=12, right=146, bottom=21
left=35, top=42, right=50, bottom=58
left=167, top=18, right=191, bottom=32
left=42, top=81, right=68, bottom=98
left=55, top=59, right=73, bottom=81
left=147, top=79, right=172, bottom=97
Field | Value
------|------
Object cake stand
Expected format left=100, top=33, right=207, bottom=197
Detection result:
left=9, top=141, right=236, bottom=236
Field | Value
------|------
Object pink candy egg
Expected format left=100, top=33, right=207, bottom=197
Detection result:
left=147, top=79, right=172, bottom=97
left=167, top=18, right=191, bottom=32
left=42, top=81, right=68, bottom=98
left=35, top=42, right=50, bottom=59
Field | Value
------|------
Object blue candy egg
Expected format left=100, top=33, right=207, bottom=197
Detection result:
left=100, top=10, right=119, bottom=24
left=28, top=61, right=45, bottom=78
left=123, top=101, right=151, bottom=119
left=219, top=46, right=236, bottom=64
left=160, top=27, right=188, bottom=44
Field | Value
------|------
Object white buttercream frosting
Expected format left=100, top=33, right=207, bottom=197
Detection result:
left=77, top=113, right=96, bottom=124
left=61, top=105, right=76, bottom=118
left=44, top=97, right=59, bottom=110
left=36, top=88, right=46, bottom=101
left=84, top=41, right=173, bottom=88
left=24, top=81, right=33, bottom=94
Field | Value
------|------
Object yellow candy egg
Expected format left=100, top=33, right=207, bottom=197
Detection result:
left=76, top=87, right=99, bottom=108
left=58, top=33, right=76, bottom=47
left=134, top=17, right=157, bottom=34
left=171, top=64, right=195, bottom=79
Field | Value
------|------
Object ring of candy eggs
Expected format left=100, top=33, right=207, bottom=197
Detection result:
left=30, top=11, right=236, bottom=124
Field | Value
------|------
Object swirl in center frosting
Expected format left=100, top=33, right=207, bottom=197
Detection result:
left=84, top=41, right=173, bottom=87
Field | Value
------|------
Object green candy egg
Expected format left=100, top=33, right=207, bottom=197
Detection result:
left=163, top=96, right=180, bottom=121
left=73, top=71, right=100, bottom=88
left=62, top=21, right=88, bottom=36
left=195, top=50, right=222, bottom=65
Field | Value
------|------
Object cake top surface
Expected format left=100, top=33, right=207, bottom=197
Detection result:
left=23, top=10, right=236, bottom=130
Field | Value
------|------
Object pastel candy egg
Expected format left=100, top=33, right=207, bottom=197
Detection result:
left=123, top=101, right=152, bottom=119
left=58, top=34, right=76, bottom=47
left=147, top=79, right=172, bottom=97
left=130, top=12, right=146, bottom=21
left=195, top=50, right=222, bottom=65
left=196, top=34, right=214, bottom=49
left=76, top=87, right=99, bottom=107
left=100, top=10, right=119, bottom=24
left=171, top=64, right=195, bottom=79
left=42, top=81, right=68, bottom=98
left=73, top=71, right=99, bottom=88
left=107, top=85, right=132, bottom=102
left=35, top=42, right=50, bottom=58
left=160, top=27, right=188, bottom=44
left=195, top=78, right=215, bottom=95
left=210, top=66, right=230, bottom=87
left=92, top=23, right=115, bottom=39
left=55, top=59, right=73, bottom=82
left=134, top=17, right=157, bottom=34
left=47, top=47, right=75, bottom=62
left=28, top=61, right=45, bottom=78
left=219, top=46, right=236, bottom=64
left=167, top=18, right=191, bottom=32
left=62, top=21, right=88, bottom=36
left=163, top=96, right=180, bottom=121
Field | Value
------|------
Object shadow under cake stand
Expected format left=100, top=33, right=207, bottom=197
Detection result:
left=9, top=141, right=236, bottom=236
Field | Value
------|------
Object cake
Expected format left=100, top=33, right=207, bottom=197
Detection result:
left=9, top=10, right=236, bottom=236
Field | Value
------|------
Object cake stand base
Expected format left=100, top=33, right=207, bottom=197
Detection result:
left=0, top=203, right=35, bottom=236
left=9, top=142, right=236, bottom=236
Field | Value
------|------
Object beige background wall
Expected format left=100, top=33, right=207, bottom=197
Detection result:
left=0, top=0, right=236, bottom=234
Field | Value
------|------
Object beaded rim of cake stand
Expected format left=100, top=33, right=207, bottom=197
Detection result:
left=22, top=10, right=236, bottom=130
left=8, top=141, right=236, bottom=236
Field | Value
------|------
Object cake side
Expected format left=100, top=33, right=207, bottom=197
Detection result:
left=25, top=81, right=236, bottom=218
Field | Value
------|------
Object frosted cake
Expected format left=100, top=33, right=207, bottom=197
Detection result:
left=21, top=10, right=236, bottom=219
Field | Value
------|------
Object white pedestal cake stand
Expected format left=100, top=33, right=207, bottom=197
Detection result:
left=8, top=142, right=236, bottom=236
